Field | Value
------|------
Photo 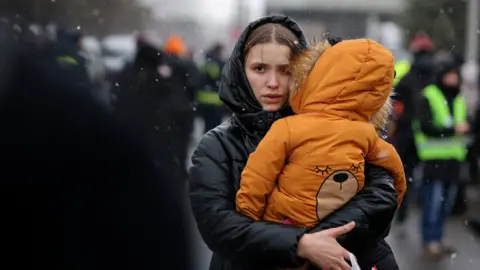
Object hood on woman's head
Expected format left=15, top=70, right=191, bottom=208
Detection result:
left=218, top=15, right=308, bottom=115
left=289, top=39, right=395, bottom=128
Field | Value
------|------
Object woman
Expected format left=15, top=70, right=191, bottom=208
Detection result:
left=189, top=15, right=399, bottom=270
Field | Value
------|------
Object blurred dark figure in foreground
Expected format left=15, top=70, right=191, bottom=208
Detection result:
left=114, top=33, right=194, bottom=182
left=392, top=32, right=435, bottom=226
left=197, top=42, right=227, bottom=133
left=0, top=23, right=189, bottom=269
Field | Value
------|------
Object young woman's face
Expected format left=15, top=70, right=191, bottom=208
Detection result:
left=245, top=42, right=292, bottom=112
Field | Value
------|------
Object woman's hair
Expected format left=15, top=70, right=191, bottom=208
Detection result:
left=243, top=23, right=301, bottom=61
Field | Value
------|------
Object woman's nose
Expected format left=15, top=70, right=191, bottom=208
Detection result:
left=266, top=72, right=279, bottom=88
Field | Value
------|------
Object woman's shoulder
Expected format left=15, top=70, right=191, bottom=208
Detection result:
left=194, top=118, right=246, bottom=163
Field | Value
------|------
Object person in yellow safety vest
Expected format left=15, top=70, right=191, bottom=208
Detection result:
left=412, top=62, right=468, bottom=259
left=393, top=60, right=411, bottom=87
left=197, top=43, right=227, bottom=134
left=197, top=60, right=223, bottom=105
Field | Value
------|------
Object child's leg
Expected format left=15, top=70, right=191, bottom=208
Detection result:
left=356, top=240, right=399, bottom=270
left=369, top=251, right=400, bottom=270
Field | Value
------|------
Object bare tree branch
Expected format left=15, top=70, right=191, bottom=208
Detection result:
left=400, top=0, right=467, bottom=53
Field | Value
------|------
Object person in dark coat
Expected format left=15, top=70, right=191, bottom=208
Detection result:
left=189, top=15, right=399, bottom=270
left=49, top=28, right=93, bottom=94
left=196, top=42, right=228, bottom=134
left=163, top=35, right=199, bottom=176
left=0, top=30, right=190, bottom=270
left=392, top=33, right=436, bottom=225
left=467, top=99, right=480, bottom=237
left=114, top=35, right=193, bottom=182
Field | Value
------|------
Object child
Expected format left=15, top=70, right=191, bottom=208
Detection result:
left=236, top=39, right=406, bottom=268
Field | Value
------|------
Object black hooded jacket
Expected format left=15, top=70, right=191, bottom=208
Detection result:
left=393, top=52, right=435, bottom=135
left=189, top=16, right=398, bottom=270
left=392, top=51, right=435, bottom=164
left=113, top=42, right=194, bottom=175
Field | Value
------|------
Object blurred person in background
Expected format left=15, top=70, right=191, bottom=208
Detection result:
left=80, top=37, right=111, bottom=110
left=391, top=32, right=436, bottom=228
left=469, top=105, right=480, bottom=236
left=163, top=34, right=199, bottom=179
left=114, top=33, right=193, bottom=182
left=412, top=59, right=468, bottom=258
left=461, top=59, right=480, bottom=186
left=435, top=51, right=472, bottom=217
left=197, top=42, right=228, bottom=134
left=55, top=28, right=86, bottom=65
left=0, top=22, right=189, bottom=269
left=164, top=34, right=201, bottom=104
left=43, top=27, right=93, bottom=94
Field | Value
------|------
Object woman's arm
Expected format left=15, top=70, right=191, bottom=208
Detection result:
left=236, top=119, right=289, bottom=220
left=189, top=131, right=306, bottom=268
left=308, top=164, right=398, bottom=246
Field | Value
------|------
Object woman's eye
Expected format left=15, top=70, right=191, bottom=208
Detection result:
left=254, top=66, right=265, bottom=72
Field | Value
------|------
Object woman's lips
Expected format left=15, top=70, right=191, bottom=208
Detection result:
left=263, top=94, right=284, bottom=103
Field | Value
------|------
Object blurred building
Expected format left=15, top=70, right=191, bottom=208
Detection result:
left=266, top=0, right=406, bottom=41
left=266, top=0, right=408, bottom=61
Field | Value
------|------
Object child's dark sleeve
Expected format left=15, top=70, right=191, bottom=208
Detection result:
left=366, top=137, right=407, bottom=206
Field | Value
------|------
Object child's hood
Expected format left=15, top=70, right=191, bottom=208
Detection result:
left=290, top=39, right=395, bottom=122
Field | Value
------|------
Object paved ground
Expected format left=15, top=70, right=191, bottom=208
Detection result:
left=187, top=118, right=480, bottom=270
left=387, top=209, right=480, bottom=270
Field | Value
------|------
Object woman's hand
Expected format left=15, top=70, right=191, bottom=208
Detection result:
left=297, top=222, right=355, bottom=270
